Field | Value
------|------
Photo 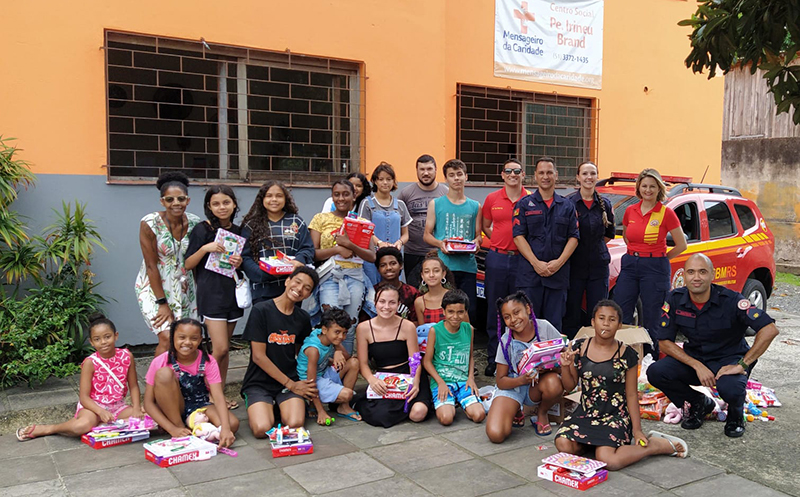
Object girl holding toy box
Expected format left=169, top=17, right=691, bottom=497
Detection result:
left=144, top=318, right=238, bottom=448
left=485, top=292, right=563, bottom=443
left=185, top=185, right=244, bottom=410
left=17, top=314, right=143, bottom=441
left=241, top=181, right=315, bottom=304
left=355, top=283, right=432, bottom=427
left=555, top=300, right=688, bottom=470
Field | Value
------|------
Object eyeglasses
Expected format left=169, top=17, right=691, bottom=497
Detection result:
left=162, top=195, right=189, bottom=204
left=503, top=168, right=523, bottom=175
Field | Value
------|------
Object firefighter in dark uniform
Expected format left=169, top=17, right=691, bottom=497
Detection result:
left=647, top=254, right=779, bottom=438
left=513, top=157, right=579, bottom=331
left=563, top=161, right=616, bottom=339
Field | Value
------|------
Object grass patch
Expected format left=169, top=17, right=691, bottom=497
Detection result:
left=776, top=272, right=800, bottom=286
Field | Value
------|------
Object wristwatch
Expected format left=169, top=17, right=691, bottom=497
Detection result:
left=737, top=358, right=749, bottom=371
left=155, top=297, right=168, bottom=306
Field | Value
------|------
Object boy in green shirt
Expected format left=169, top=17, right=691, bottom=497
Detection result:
left=423, top=289, right=485, bottom=426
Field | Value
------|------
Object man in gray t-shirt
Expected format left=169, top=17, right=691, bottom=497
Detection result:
left=397, top=154, right=448, bottom=288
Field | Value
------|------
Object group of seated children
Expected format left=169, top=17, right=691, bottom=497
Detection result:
left=16, top=265, right=687, bottom=472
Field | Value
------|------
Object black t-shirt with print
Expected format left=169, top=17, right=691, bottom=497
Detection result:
left=241, top=299, right=312, bottom=395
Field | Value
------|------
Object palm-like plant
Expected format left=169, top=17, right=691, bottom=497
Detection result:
left=38, top=201, right=107, bottom=286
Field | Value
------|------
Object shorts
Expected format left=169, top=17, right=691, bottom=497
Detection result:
left=75, top=399, right=130, bottom=419
left=242, top=385, right=302, bottom=409
left=202, top=308, right=245, bottom=322
left=493, top=384, right=536, bottom=407
left=430, top=381, right=480, bottom=410
left=316, top=367, right=345, bottom=404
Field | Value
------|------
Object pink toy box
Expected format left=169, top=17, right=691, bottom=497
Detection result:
left=518, top=337, right=567, bottom=375
left=144, top=436, right=217, bottom=467
left=538, top=453, right=608, bottom=491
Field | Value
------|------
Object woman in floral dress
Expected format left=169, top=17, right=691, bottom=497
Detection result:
left=135, top=172, right=201, bottom=357
left=555, top=300, right=688, bottom=470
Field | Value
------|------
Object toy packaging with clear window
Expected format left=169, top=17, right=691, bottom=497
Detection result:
left=144, top=436, right=218, bottom=467
left=537, top=452, right=608, bottom=491
left=267, top=425, right=314, bottom=458
left=366, top=372, right=415, bottom=400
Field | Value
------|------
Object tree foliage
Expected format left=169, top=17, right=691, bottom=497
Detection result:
left=680, top=0, right=800, bottom=124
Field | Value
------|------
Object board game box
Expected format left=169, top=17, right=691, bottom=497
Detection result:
left=537, top=453, right=608, bottom=491
left=144, top=436, right=218, bottom=467
left=81, top=416, right=157, bottom=449
left=517, top=337, right=567, bottom=375
left=366, top=372, right=414, bottom=400
left=205, top=228, right=246, bottom=278
left=267, top=426, right=314, bottom=458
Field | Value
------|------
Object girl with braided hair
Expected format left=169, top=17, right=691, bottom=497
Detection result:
left=485, top=291, right=564, bottom=443
left=564, top=162, right=616, bottom=339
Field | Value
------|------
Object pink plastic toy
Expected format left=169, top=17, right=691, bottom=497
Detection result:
left=518, top=337, right=567, bottom=375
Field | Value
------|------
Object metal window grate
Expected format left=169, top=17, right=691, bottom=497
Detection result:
left=104, top=31, right=365, bottom=184
left=457, top=84, right=598, bottom=184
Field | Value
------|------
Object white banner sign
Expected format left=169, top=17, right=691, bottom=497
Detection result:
left=494, top=0, right=604, bottom=89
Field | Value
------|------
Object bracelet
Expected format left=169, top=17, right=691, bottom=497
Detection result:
left=155, top=297, right=168, bottom=306
left=737, top=358, right=749, bottom=370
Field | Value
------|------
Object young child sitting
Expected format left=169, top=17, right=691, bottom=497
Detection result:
left=423, top=289, right=485, bottom=425
left=16, top=314, right=143, bottom=441
left=297, top=307, right=362, bottom=424
left=555, top=300, right=689, bottom=470
left=485, top=291, right=564, bottom=443
left=144, top=318, right=238, bottom=448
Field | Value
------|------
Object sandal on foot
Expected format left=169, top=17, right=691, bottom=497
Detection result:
left=338, top=411, right=362, bottom=422
left=533, top=420, right=553, bottom=436
left=226, top=399, right=239, bottom=410
left=648, top=430, right=689, bottom=458
left=512, top=410, right=525, bottom=428
left=16, top=425, right=36, bottom=442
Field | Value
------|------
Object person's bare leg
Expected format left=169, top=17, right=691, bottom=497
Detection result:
left=555, top=436, right=588, bottom=456
left=279, top=397, right=307, bottom=428
left=436, top=405, right=456, bottom=425
left=153, top=366, right=185, bottom=427
left=485, top=396, right=521, bottom=443
left=247, top=402, right=275, bottom=439
left=24, top=409, right=100, bottom=438
left=155, top=330, right=171, bottom=358
left=595, top=437, right=686, bottom=471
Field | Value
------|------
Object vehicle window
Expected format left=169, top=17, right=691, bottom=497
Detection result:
left=673, top=202, right=700, bottom=242
left=704, top=201, right=736, bottom=239
left=734, top=204, right=756, bottom=230
left=606, top=194, right=639, bottom=235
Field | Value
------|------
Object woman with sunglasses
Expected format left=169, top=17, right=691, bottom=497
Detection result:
left=135, top=171, right=201, bottom=357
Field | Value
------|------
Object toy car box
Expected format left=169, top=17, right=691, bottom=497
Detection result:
left=144, top=436, right=217, bottom=467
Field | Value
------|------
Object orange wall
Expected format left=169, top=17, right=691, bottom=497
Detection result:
left=2, top=0, right=722, bottom=183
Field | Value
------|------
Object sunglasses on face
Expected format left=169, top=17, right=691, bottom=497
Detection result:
left=162, top=195, right=189, bottom=204
left=503, top=168, right=523, bottom=175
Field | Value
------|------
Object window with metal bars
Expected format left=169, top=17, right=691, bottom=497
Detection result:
left=457, top=84, right=597, bottom=184
left=104, top=31, right=363, bottom=183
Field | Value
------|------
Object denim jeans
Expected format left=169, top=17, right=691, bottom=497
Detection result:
left=318, top=270, right=366, bottom=354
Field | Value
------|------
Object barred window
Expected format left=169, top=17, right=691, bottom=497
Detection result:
left=457, top=84, right=597, bottom=184
left=105, top=31, right=363, bottom=183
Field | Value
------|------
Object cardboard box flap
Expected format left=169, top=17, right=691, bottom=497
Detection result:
left=573, top=325, right=652, bottom=346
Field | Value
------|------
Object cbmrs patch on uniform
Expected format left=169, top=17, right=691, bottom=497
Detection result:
left=514, top=208, right=519, bottom=216
left=661, top=303, right=670, bottom=313
left=737, top=299, right=751, bottom=310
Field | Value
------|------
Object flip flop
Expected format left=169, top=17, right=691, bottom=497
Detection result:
left=512, top=410, right=526, bottom=428
left=648, top=430, right=689, bottom=458
left=338, top=411, right=362, bottom=422
left=226, top=399, right=239, bottom=410
left=16, top=425, right=36, bottom=442
left=533, top=420, right=553, bottom=436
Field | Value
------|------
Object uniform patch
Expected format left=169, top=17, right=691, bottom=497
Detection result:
left=661, top=302, right=670, bottom=313
left=747, top=307, right=761, bottom=319
left=737, top=299, right=751, bottom=310
left=513, top=208, right=519, bottom=216
left=649, top=219, right=660, bottom=226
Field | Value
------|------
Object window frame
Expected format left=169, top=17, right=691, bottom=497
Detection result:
left=703, top=200, right=737, bottom=240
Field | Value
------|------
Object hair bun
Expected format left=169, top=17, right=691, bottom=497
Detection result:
left=87, top=312, right=107, bottom=324
left=156, top=171, right=190, bottom=191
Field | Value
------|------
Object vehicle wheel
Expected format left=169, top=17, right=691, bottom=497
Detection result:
left=742, top=278, right=767, bottom=337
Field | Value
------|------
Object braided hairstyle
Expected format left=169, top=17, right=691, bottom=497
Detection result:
left=242, top=180, right=299, bottom=260
left=578, top=161, right=610, bottom=228
left=496, top=291, right=539, bottom=373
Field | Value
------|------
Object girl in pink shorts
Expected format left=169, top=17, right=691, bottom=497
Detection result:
left=16, top=314, right=144, bottom=441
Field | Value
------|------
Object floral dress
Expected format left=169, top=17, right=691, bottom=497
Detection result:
left=555, top=337, right=639, bottom=447
left=135, top=212, right=201, bottom=334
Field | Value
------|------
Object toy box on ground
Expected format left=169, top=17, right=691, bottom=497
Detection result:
left=267, top=426, right=314, bottom=458
left=339, top=213, right=374, bottom=249
left=443, top=237, right=477, bottom=252
left=205, top=228, right=246, bottom=278
left=81, top=416, right=157, bottom=449
left=574, top=325, right=653, bottom=365
left=144, top=436, right=218, bottom=467
left=639, top=391, right=668, bottom=420
left=537, top=453, right=609, bottom=491
left=259, top=250, right=296, bottom=275
left=518, top=337, right=567, bottom=375
left=366, top=372, right=414, bottom=400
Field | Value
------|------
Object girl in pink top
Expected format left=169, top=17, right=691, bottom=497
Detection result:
left=144, top=318, right=239, bottom=448
left=16, top=315, right=143, bottom=441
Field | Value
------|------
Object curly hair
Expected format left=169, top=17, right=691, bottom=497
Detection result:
left=242, top=181, right=298, bottom=259
left=156, top=171, right=189, bottom=195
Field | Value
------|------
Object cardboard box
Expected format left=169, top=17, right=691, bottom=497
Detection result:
left=267, top=426, right=314, bottom=458
left=537, top=464, right=609, bottom=491
left=367, top=372, right=414, bottom=400
left=259, top=251, right=296, bottom=275
left=443, top=237, right=477, bottom=252
left=518, top=337, right=566, bottom=375
left=144, top=437, right=217, bottom=467
left=573, top=325, right=653, bottom=364
left=82, top=431, right=150, bottom=449
left=524, top=396, right=571, bottom=424
left=340, top=217, right=374, bottom=249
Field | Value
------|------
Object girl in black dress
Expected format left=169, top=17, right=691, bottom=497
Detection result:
left=354, top=283, right=432, bottom=427
left=555, top=300, right=688, bottom=470
left=185, top=185, right=243, bottom=410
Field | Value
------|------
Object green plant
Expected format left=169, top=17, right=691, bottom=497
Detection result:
left=0, top=136, right=35, bottom=246
left=37, top=201, right=106, bottom=285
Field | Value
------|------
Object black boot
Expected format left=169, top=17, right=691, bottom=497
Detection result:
left=724, top=411, right=746, bottom=438
left=681, top=396, right=715, bottom=430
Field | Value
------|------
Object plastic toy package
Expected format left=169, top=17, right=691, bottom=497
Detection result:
left=517, top=337, right=567, bottom=376
left=259, top=250, right=296, bottom=275
left=205, top=228, right=246, bottom=278
left=538, top=453, right=608, bottom=491
left=81, top=415, right=158, bottom=449
left=267, top=425, right=314, bottom=458
left=367, top=372, right=414, bottom=400
left=443, top=237, right=477, bottom=253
